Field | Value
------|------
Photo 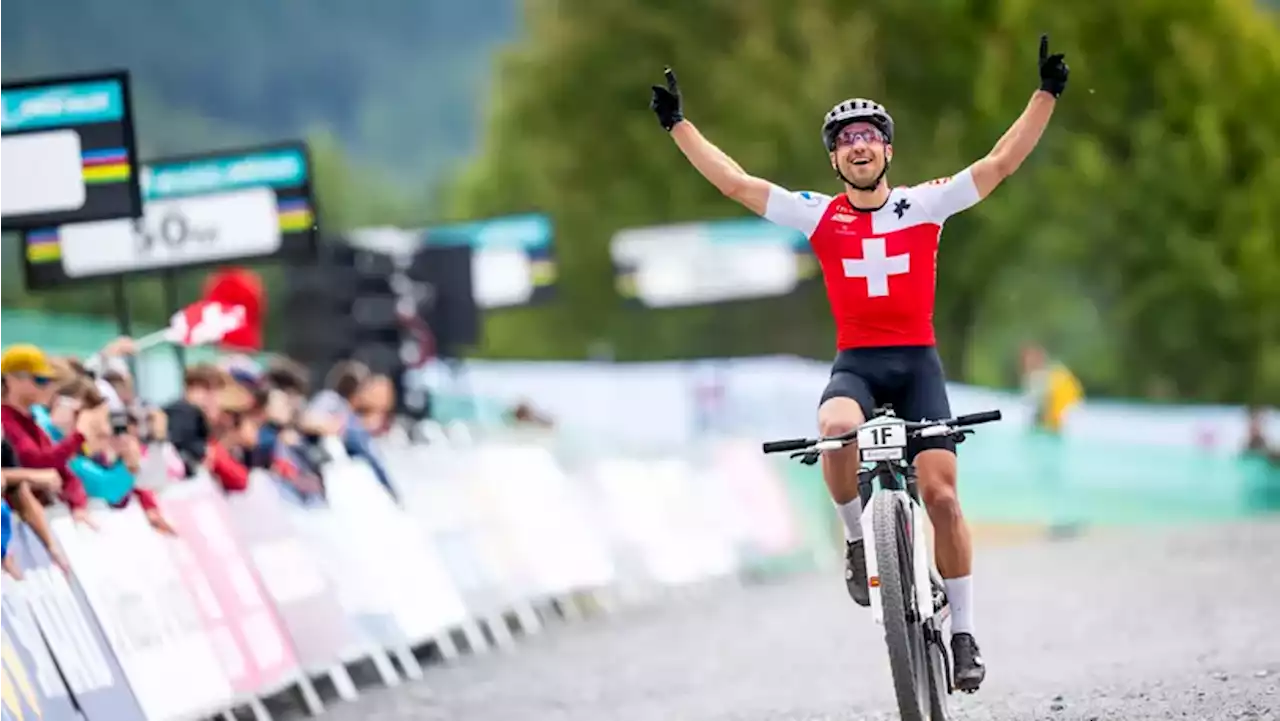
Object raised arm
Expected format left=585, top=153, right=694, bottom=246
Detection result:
left=651, top=68, right=772, bottom=215
left=969, top=35, right=1069, bottom=199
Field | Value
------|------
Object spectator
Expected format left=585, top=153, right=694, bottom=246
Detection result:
left=309, top=360, right=397, bottom=498
left=1, top=344, right=100, bottom=526
left=201, top=381, right=257, bottom=493
left=259, top=359, right=329, bottom=499
left=510, top=400, right=555, bottom=429
left=1244, top=405, right=1279, bottom=463
left=354, top=374, right=396, bottom=437
left=165, top=364, right=225, bottom=476
left=32, top=372, right=172, bottom=534
left=2, top=435, right=69, bottom=577
left=1020, top=344, right=1083, bottom=434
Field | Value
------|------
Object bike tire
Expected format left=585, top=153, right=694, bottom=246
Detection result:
left=872, top=491, right=928, bottom=721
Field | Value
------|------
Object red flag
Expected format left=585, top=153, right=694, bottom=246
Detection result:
left=165, top=268, right=265, bottom=350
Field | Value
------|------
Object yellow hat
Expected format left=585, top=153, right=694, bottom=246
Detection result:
left=0, top=344, right=57, bottom=379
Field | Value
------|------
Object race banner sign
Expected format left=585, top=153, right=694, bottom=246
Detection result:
left=21, top=141, right=318, bottom=289
left=421, top=213, right=555, bottom=308
left=1, top=70, right=143, bottom=231
left=610, top=218, right=819, bottom=308
left=8, top=524, right=146, bottom=721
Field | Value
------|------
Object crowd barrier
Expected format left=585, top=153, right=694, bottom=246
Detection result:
left=1, top=428, right=834, bottom=721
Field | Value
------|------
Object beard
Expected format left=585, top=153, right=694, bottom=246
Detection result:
left=841, top=158, right=885, bottom=191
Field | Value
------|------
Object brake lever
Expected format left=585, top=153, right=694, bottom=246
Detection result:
left=952, top=428, right=974, bottom=445
left=789, top=450, right=822, bottom=466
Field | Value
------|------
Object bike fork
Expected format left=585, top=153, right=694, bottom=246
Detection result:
left=911, top=499, right=934, bottom=622
left=860, top=499, right=884, bottom=625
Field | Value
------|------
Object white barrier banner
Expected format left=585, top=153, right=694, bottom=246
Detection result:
left=53, top=506, right=235, bottom=721
left=322, top=459, right=469, bottom=644
left=591, top=459, right=738, bottom=586
left=160, top=478, right=301, bottom=696
left=383, top=445, right=530, bottom=615
left=226, top=472, right=362, bottom=671
left=473, top=445, right=616, bottom=596
left=705, top=441, right=803, bottom=556
left=278, top=490, right=404, bottom=650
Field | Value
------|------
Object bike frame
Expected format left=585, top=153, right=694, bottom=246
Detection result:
left=855, top=416, right=936, bottom=627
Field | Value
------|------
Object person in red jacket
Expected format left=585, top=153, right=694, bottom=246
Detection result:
left=203, top=380, right=261, bottom=493
left=1, top=345, right=101, bottom=526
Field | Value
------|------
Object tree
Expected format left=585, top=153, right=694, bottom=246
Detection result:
left=450, top=0, right=1280, bottom=402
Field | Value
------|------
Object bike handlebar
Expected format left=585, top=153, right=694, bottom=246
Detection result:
left=761, top=438, right=813, bottom=454
left=952, top=410, right=1002, bottom=427
left=760, top=409, right=1003, bottom=455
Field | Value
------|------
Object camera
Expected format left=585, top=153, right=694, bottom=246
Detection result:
left=109, top=410, right=131, bottom=436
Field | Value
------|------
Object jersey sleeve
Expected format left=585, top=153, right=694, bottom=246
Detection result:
left=912, top=166, right=981, bottom=221
left=763, top=185, right=829, bottom=238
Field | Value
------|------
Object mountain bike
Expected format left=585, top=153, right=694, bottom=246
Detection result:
left=762, top=406, right=1002, bottom=721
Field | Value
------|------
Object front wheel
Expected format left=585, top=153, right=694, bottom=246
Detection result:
left=872, top=491, right=930, bottom=721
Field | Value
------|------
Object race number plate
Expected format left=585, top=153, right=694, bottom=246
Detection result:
left=857, top=421, right=906, bottom=462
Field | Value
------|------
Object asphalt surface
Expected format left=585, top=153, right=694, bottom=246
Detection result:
left=307, top=520, right=1280, bottom=721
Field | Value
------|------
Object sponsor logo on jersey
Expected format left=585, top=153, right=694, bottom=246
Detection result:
left=923, top=176, right=952, bottom=186
left=831, top=213, right=858, bottom=223
left=798, top=191, right=823, bottom=207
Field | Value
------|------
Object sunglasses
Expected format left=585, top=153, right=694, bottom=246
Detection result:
left=836, top=125, right=886, bottom=147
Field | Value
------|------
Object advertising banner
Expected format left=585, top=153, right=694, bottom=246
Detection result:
left=0, top=530, right=78, bottom=721
left=421, top=213, right=555, bottom=308
left=611, top=218, right=817, bottom=308
left=22, top=142, right=317, bottom=289
left=8, top=524, right=145, bottom=721
left=160, top=479, right=301, bottom=696
left=224, top=472, right=360, bottom=672
left=1, top=70, right=142, bottom=230
left=320, top=460, right=469, bottom=645
left=472, top=445, right=616, bottom=596
left=52, top=507, right=235, bottom=721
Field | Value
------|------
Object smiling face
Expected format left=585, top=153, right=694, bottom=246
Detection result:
left=829, top=121, right=892, bottom=188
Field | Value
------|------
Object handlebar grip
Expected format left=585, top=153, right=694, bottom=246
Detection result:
left=954, top=410, right=1002, bottom=426
left=762, top=438, right=812, bottom=454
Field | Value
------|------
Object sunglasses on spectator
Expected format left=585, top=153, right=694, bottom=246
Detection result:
left=835, top=125, right=886, bottom=147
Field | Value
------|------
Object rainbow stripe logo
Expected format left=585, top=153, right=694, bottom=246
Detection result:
left=276, top=197, right=313, bottom=233
left=24, top=228, right=61, bottom=264
left=81, top=147, right=131, bottom=185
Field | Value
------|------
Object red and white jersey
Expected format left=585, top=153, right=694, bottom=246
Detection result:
left=764, top=168, right=982, bottom=349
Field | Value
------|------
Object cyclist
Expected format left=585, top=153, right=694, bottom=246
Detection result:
left=650, top=35, right=1069, bottom=692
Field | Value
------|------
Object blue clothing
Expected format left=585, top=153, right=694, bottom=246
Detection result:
left=307, top=391, right=397, bottom=499
left=33, top=405, right=136, bottom=504
left=1, top=500, right=12, bottom=560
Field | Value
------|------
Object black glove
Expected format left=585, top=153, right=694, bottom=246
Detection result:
left=649, top=67, right=684, bottom=131
left=1038, top=34, right=1069, bottom=98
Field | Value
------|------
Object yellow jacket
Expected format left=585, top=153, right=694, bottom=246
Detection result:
left=1025, top=363, right=1084, bottom=433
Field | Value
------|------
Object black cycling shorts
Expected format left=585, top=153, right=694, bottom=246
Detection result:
left=820, top=345, right=955, bottom=459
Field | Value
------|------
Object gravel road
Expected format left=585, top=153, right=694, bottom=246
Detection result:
left=305, top=520, right=1280, bottom=721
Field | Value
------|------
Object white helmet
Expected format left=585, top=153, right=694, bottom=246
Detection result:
left=822, top=98, right=894, bottom=151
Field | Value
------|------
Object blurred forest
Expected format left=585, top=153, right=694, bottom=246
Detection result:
left=3, top=0, right=1280, bottom=404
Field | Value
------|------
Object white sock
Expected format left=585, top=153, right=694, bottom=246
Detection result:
left=836, top=498, right=863, bottom=542
left=945, top=575, right=975, bottom=635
